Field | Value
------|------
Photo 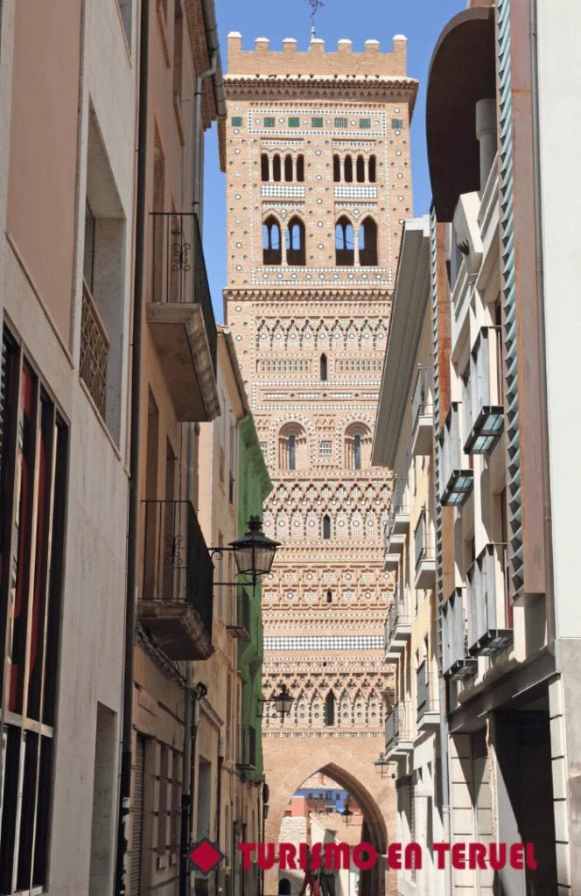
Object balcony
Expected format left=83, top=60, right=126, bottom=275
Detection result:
left=139, top=500, right=214, bottom=660
left=438, top=402, right=474, bottom=507
left=416, top=660, right=439, bottom=730
left=237, top=725, right=257, bottom=776
left=440, top=589, right=477, bottom=681
left=414, top=508, right=436, bottom=589
left=463, top=327, right=504, bottom=455
left=384, top=591, right=412, bottom=661
left=385, top=476, right=410, bottom=553
left=385, top=701, right=415, bottom=758
left=467, top=544, right=513, bottom=657
left=80, top=282, right=110, bottom=419
left=147, top=213, right=219, bottom=421
left=411, top=366, right=434, bottom=457
left=227, top=586, right=251, bottom=641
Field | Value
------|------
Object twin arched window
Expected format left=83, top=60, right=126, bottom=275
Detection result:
left=261, top=153, right=305, bottom=183
left=333, top=154, right=377, bottom=184
left=345, top=424, right=372, bottom=470
left=263, top=216, right=306, bottom=266
left=335, top=216, right=377, bottom=267
left=278, top=423, right=306, bottom=471
left=335, top=217, right=355, bottom=266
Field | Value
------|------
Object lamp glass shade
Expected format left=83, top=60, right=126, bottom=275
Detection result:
left=230, top=516, right=280, bottom=578
left=273, top=685, right=293, bottom=717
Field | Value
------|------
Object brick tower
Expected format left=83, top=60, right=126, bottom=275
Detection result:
left=224, top=32, right=417, bottom=896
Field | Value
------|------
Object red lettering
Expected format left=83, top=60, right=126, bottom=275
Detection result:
left=311, top=843, right=322, bottom=870
left=353, top=843, right=377, bottom=871
left=386, top=843, right=401, bottom=870
left=238, top=843, right=256, bottom=871
left=526, top=843, right=539, bottom=871
left=404, top=844, right=422, bottom=871
left=433, top=843, right=450, bottom=869
left=510, top=843, right=524, bottom=870
left=258, top=843, right=277, bottom=870
left=468, top=843, right=487, bottom=870
left=451, top=843, right=466, bottom=869
left=489, top=843, right=507, bottom=871
left=324, top=843, right=351, bottom=870
left=279, top=843, right=296, bottom=870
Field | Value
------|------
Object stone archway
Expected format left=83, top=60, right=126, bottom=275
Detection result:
left=263, top=735, right=397, bottom=896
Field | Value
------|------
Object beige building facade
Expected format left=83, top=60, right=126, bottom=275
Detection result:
left=223, top=32, right=418, bottom=896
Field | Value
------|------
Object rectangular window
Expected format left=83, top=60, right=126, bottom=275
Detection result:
left=359, top=118, right=371, bottom=129
left=0, top=325, right=68, bottom=895
left=319, top=440, right=332, bottom=458
left=392, top=118, right=404, bottom=130
left=231, top=116, right=243, bottom=128
left=335, top=117, right=348, bottom=129
left=311, top=117, right=324, bottom=128
left=288, top=117, right=300, bottom=128
left=263, top=117, right=275, bottom=128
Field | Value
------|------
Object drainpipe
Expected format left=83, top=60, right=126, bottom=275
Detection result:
left=438, top=674, right=452, bottom=896
left=115, top=0, right=149, bottom=893
left=193, top=0, right=226, bottom=223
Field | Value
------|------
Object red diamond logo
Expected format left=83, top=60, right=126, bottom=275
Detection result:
left=190, top=838, right=225, bottom=875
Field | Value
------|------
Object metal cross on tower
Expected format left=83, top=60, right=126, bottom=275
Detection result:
left=307, top=0, right=325, bottom=39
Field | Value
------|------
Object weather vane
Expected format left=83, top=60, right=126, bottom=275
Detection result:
left=307, top=0, right=325, bottom=39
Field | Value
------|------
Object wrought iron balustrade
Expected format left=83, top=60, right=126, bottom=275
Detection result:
left=80, top=282, right=109, bottom=418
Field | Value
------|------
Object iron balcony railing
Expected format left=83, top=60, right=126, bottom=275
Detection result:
left=141, top=499, right=213, bottom=632
left=227, top=586, right=252, bottom=641
left=385, top=701, right=414, bottom=750
left=441, top=589, right=477, bottom=680
left=414, top=508, right=434, bottom=570
left=411, top=366, right=433, bottom=432
left=385, top=588, right=411, bottom=649
left=150, top=212, right=217, bottom=372
left=80, top=281, right=109, bottom=418
left=467, top=543, right=513, bottom=657
left=385, top=475, right=409, bottom=545
left=239, top=725, right=257, bottom=770
left=416, top=661, right=429, bottom=720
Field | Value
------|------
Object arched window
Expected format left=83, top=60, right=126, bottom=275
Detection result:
left=286, top=217, right=306, bottom=266
left=324, top=691, right=335, bottom=726
left=261, top=153, right=269, bottom=182
left=356, top=155, right=365, bottom=183
left=323, top=514, right=332, bottom=540
left=359, top=217, right=378, bottom=266
left=296, top=154, right=305, bottom=182
left=262, top=216, right=282, bottom=265
left=279, top=423, right=306, bottom=471
left=368, top=154, right=377, bottom=183
left=272, top=154, right=281, bottom=182
left=320, top=353, right=328, bottom=382
left=333, top=154, right=341, bottom=183
left=345, top=424, right=371, bottom=469
left=344, top=155, right=353, bottom=183
left=326, top=590, right=333, bottom=604
left=284, top=154, right=293, bottom=182
left=335, top=216, right=354, bottom=266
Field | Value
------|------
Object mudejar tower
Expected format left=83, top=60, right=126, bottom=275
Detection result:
left=223, top=32, right=417, bottom=896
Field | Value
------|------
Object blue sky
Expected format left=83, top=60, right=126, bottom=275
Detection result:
left=203, top=0, right=465, bottom=322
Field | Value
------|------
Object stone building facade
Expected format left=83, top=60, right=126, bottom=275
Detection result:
left=223, top=32, right=418, bottom=896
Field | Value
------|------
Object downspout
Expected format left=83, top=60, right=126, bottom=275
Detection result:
left=529, top=0, right=555, bottom=640
left=438, top=674, right=452, bottom=896
left=193, top=0, right=226, bottom=223
left=115, top=0, right=149, bottom=893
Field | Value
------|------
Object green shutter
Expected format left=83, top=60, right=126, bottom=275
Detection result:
left=231, top=116, right=243, bottom=128
left=288, top=117, right=300, bottom=128
left=264, top=117, right=275, bottom=128
left=335, top=117, right=348, bottom=129
left=311, top=117, right=324, bottom=128
left=359, top=118, right=371, bottom=130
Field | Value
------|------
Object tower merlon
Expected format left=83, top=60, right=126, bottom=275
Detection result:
left=227, top=33, right=408, bottom=77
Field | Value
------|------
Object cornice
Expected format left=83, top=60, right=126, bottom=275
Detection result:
left=224, top=75, right=419, bottom=105
left=224, top=287, right=393, bottom=303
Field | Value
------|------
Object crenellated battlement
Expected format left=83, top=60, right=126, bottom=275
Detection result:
left=227, top=32, right=408, bottom=78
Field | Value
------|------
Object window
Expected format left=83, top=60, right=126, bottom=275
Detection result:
left=284, top=154, right=293, bottom=182
left=0, top=328, right=68, bottom=896
left=231, top=115, right=243, bottom=127
left=320, top=354, right=328, bottom=382
left=288, top=117, right=300, bottom=128
left=261, top=153, right=269, bottom=181
left=326, top=590, right=333, bottom=605
left=392, top=118, right=404, bottom=129
left=264, top=116, right=275, bottom=128
left=278, top=424, right=305, bottom=471
left=312, top=117, right=324, bottom=128
left=368, top=155, right=377, bottom=183
left=359, top=118, right=371, bottom=129
left=344, top=155, right=353, bottom=183
left=333, top=154, right=341, bottom=183
left=335, top=117, right=348, bottom=129
left=262, top=216, right=282, bottom=265
left=345, top=424, right=371, bottom=469
left=272, top=154, right=281, bottom=182
left=319, top=440, right=332, bottom=458
left=356, top=155, right=365, bottom=183
left=287, top=434, right=296, bottom=471
left=286, top=217, right=306, bottom=266
left=296, top=154, right=305, bottom=182
left=335, top=216, right=354, bottom=266
left=323, top=514, right=332, bottom=540
left=353, top=434, right=362, bottom=470
left=359, top=217, right=378, bottom=266
left=324, top=692, right=335, bottom=726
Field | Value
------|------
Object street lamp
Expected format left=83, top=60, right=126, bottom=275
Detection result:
left=260, top=684, right=294, bottom=725
left=341, top=798, right=354, bottom=826
left=210, top=516, right=280, bottom=587
left=373, top=752, right=390, bottom=779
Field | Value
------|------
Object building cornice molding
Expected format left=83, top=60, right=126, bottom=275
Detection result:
left=225, top=75, right=419, bottom=106
left=224, top=287, right=393, bottom=303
